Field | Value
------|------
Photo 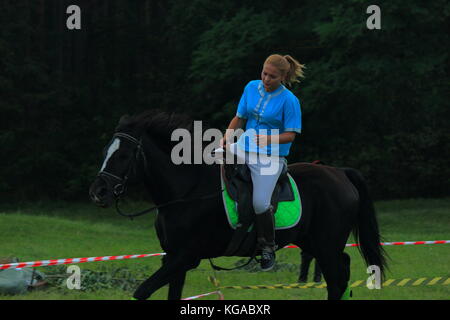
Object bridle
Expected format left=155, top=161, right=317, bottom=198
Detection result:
left=98, top=132, right=148, bottom=200
left=97, top=131, right=223, bottom=220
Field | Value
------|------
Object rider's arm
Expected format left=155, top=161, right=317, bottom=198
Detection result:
left=255, top=131, right=296, bottom=147
left=221, top=116, right=246, bottom=146
left=268, top=132, right=297, bottom=144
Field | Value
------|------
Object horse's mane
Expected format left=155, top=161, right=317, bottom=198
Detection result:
left=116, top=109, right=196, bottom=148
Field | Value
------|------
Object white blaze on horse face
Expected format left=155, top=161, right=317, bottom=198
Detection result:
left=100, top=138, right=121, bottom=172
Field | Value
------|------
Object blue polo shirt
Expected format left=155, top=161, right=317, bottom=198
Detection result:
left=235, top=80, right=301, bottom=156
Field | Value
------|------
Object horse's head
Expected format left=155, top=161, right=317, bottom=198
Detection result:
left=90, top=110, right=205, bottom=208
left=89, top=115, right=146, bottom=208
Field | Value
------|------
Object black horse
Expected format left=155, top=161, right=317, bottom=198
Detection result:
left=89, top=110, right=387, bottom=300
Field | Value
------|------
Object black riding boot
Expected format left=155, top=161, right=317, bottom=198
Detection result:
left=255, top=206, right=277, bottom=271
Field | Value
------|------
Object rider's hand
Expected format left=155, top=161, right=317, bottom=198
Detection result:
left=219, top=137, right=226, bottom=148
left=254, top=134, right=270, bottom=148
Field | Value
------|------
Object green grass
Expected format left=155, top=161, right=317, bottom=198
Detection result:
left=0, top=198, right=449, bottom=300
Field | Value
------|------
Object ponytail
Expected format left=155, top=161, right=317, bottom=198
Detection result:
left=264, top=54, right=306, bottom=86
left=283, top=55, right=306, bottom=86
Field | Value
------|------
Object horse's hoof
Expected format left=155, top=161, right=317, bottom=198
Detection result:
left=340, top=287, right=352, bottom=300
left=298, top=277, right=307, bottom=283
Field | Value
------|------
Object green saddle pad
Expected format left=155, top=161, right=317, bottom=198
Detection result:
left=221, top=172, right=302, bottom=230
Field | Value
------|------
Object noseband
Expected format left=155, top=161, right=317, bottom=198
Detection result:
left=98, top=132, right=147, bottom=198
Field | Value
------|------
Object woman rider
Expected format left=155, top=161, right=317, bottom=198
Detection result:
left=220, top=54, right=305, bottom=271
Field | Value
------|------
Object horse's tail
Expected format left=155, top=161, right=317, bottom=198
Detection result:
left=343, top=168, right=388, bottom=279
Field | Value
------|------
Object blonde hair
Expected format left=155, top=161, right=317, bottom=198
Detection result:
left=264, top=54, right=306, bottom=86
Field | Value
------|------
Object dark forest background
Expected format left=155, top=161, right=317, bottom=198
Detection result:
left=0, top=0, right=448, bottom=202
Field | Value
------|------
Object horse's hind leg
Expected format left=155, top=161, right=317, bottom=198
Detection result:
left=341, top=252, right=352, bottom=298
left=342, top=252, right=351, bottom=284
left=315, top=250, right=349, bottom=300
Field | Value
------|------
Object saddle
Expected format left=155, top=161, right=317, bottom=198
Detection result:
left=220, top=159, right=295, bottom=256
left=222, top=163, right=294, bottom=213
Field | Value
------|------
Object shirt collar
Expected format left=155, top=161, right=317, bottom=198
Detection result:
left=258, top=80, right=285, bottom=97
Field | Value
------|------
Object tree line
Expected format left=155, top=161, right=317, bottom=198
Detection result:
left=0, top=0, right=448, bottom=201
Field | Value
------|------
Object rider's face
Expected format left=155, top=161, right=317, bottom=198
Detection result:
left=261, top=63, right=284, bottom=92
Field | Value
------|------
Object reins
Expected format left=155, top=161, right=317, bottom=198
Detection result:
left=208, top=253, right=258, bottom=272
left=115, top=187, right=224, bottom=220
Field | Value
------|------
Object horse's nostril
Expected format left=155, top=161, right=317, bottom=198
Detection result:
left=89, top=184, right=108, bottom=204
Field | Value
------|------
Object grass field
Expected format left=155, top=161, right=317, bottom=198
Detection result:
left=0, top=198, right=449, bottom=300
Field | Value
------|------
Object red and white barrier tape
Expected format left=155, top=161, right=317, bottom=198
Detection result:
left=348, top=240, right=450, bottom=247
left=1, top=240, right=448, bottom=271
left=182, top=290, right=224, bottom=300
left=0, top=253, right=166, bottom=270
left=283, top=240, right=450, bottom=249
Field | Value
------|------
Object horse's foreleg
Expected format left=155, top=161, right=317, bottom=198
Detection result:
left=167, top=271, right=187, bottom=300
left=133, top=254, right=199, bottom=300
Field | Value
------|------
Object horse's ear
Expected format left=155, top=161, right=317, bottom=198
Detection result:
left=115, top=114, right=131, bottom=131
left=119, top=114, right=130, bottom=125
